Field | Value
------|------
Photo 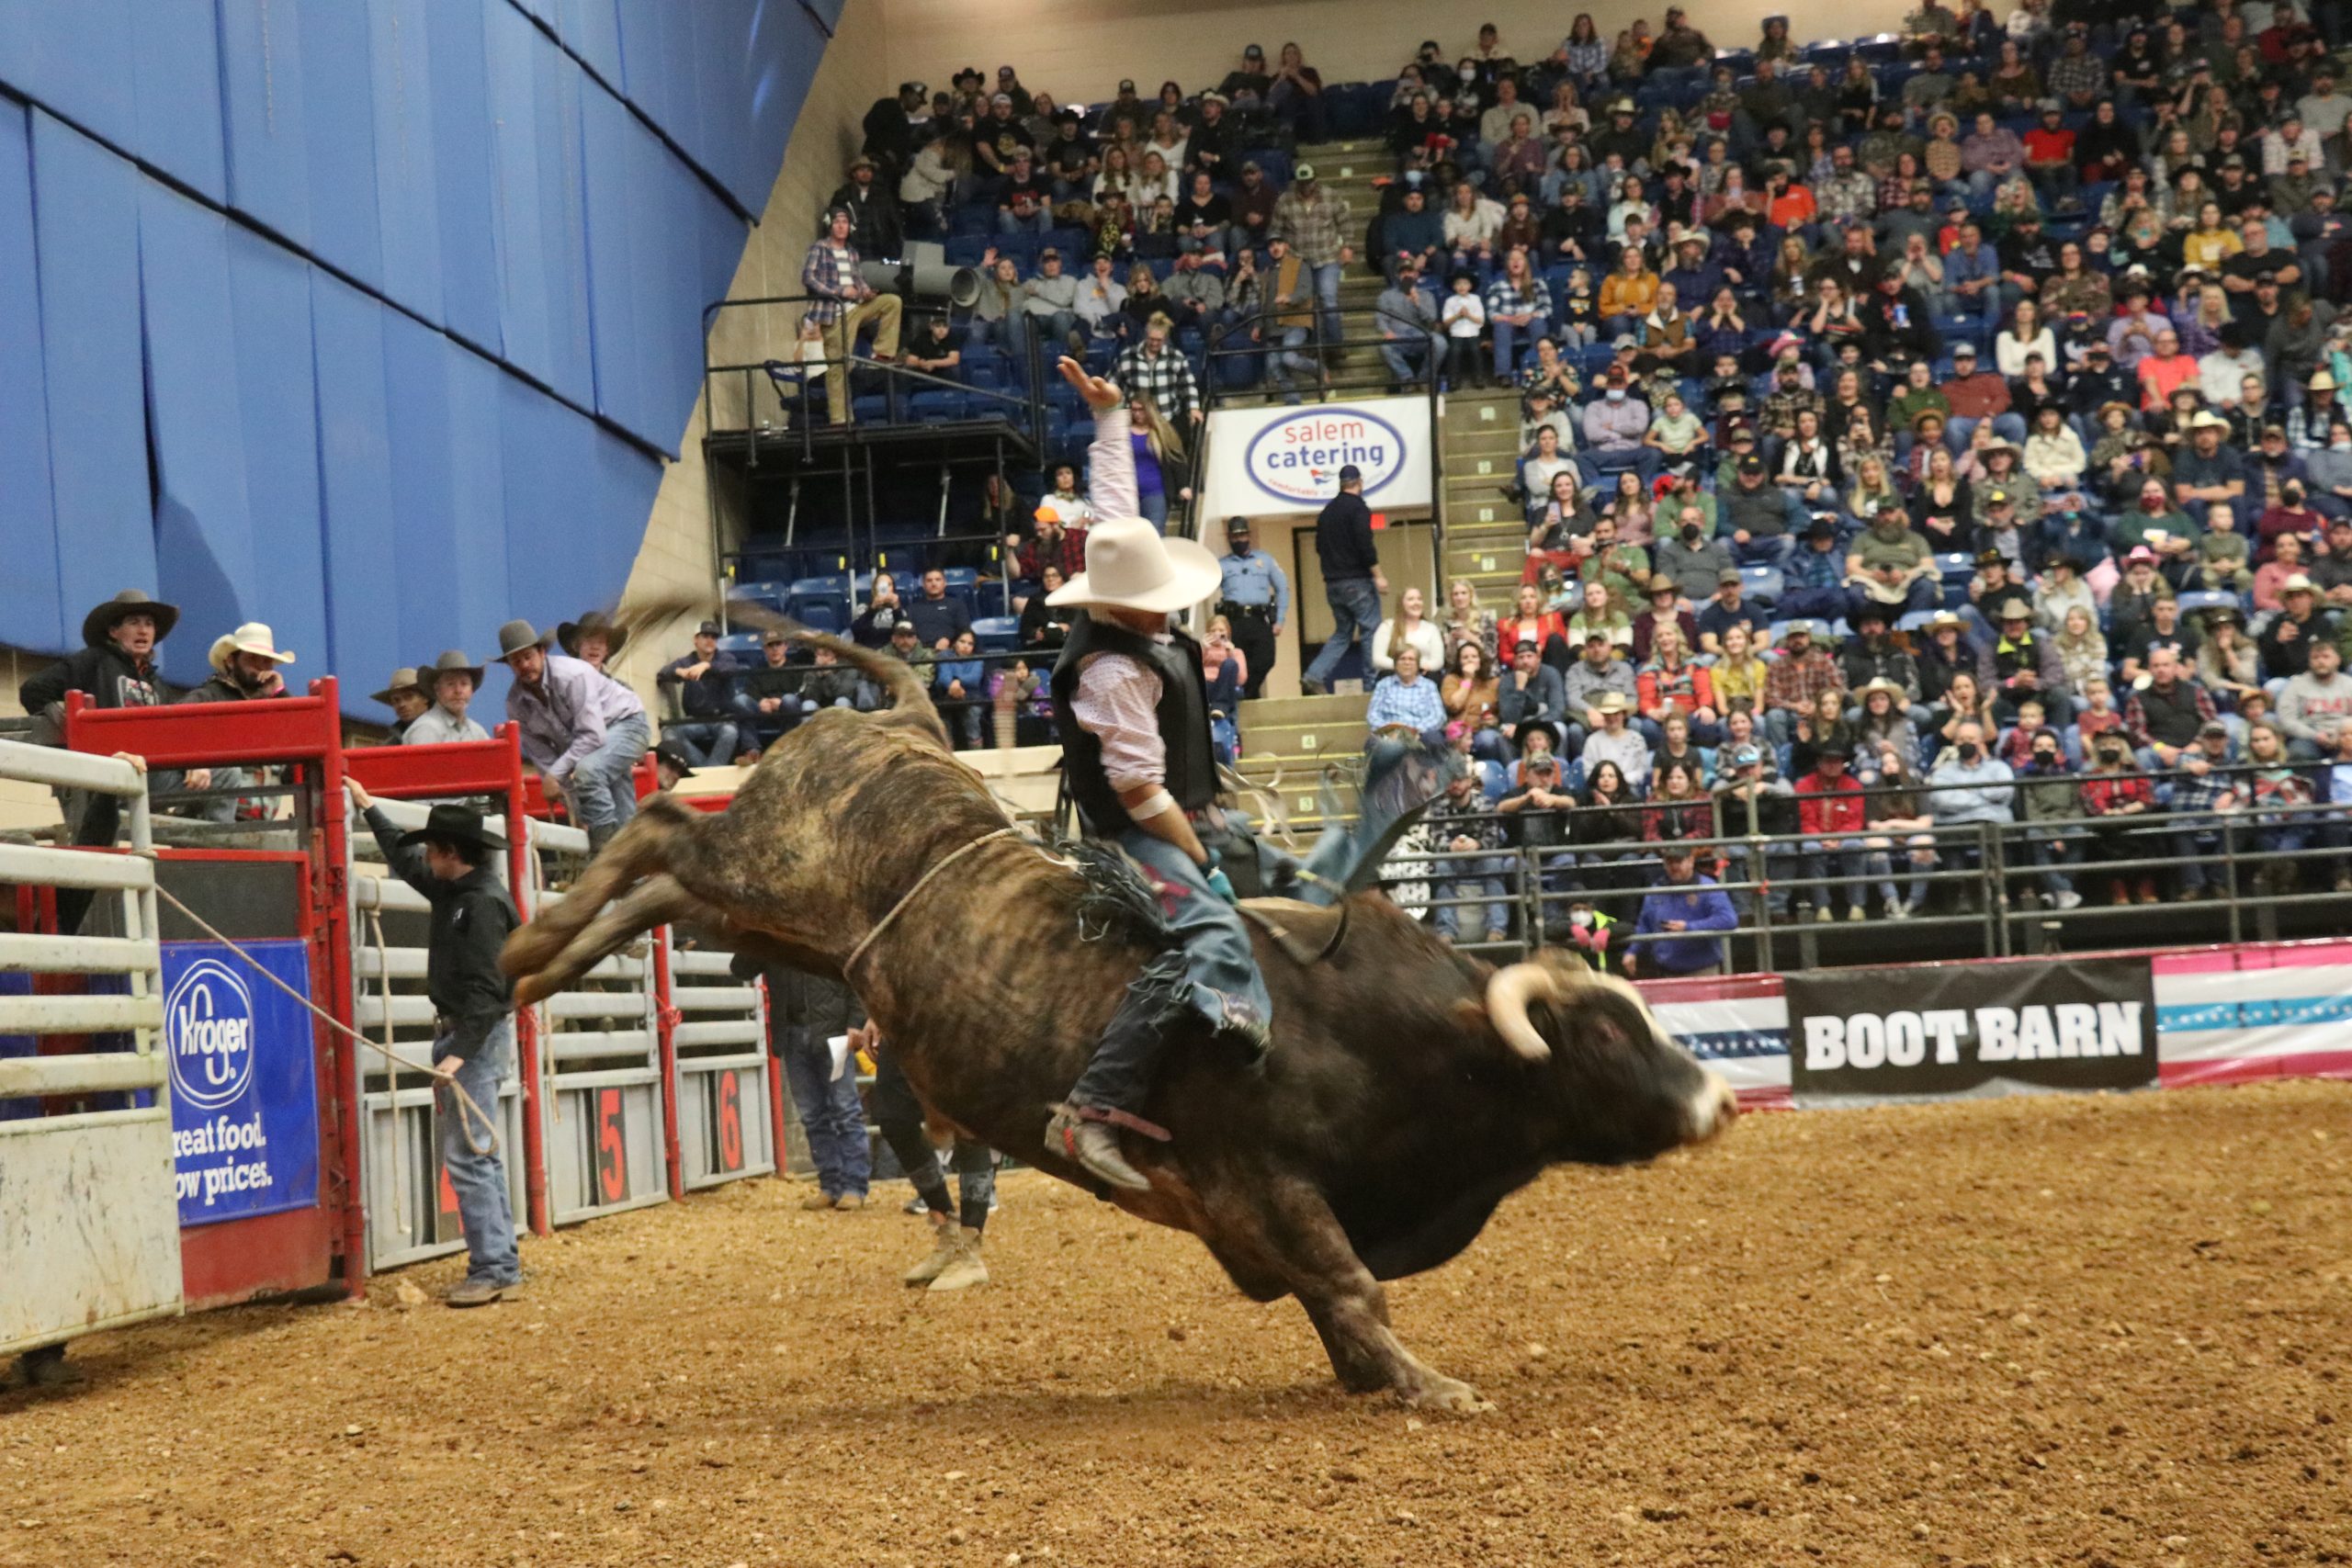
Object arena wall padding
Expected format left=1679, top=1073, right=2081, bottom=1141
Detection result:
left=554, top=0, right=626, bottom=90
left=0, top=1, right=137, bottom=161
left=484, top=5, right=596, bottom=405
left=131, top=0, right=230, bottom=204
left=367, top=0, right=448, bottom=331
left=496, top=376, right=663, bottom=637
left=443, top=347, right=519, bottom=665
left=215, top=0, right=313, bottom=250
left=227, top=229, right=333, bottom=683
left=294, top=0, right=385, bottom=291
left=29, top=112, right=156, bottom=621
left=424, top=0, right=505, bottom=358
left=0, top=0, right=828, bottom=706
left=139, top=181, right=264, bottom=692
left=309, top=272, right=405, bottom=694
left=0, top=98, right=62, bottom=652
left=380, top=311, right=467, bottom=661
left=797, top=0, right=849, bottom=35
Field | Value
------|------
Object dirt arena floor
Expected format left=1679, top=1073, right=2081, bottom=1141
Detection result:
left=7, top=1081, right=2351, bottom=1568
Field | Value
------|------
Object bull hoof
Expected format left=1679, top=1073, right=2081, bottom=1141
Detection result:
left=1397, top=1374, right=1491, bottom=1415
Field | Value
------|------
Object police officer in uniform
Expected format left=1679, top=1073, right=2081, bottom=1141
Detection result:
left=1216, top=516, right=1290, bottom=701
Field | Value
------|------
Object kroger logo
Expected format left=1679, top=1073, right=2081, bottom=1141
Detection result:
left=166, top=958, right=256, bottom=1111
left=1241, top=408, right=1408, bottom=504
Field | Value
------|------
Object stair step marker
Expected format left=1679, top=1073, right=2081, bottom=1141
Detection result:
left=1301, top=734, right=1315, bottom=749
left=1479, top=507, right=1493, bottom=521
left=1479, top=405, right=1494, bottom=421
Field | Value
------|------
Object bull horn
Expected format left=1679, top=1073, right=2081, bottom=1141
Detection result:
left=1486, top=962, right=1566, bottom=1062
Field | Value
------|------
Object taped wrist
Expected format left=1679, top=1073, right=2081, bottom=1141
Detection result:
left=1129, top=787, right=1177, bottom=820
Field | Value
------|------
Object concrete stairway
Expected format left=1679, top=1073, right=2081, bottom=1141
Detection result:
left=1229, top=691, right=1372, bottom=834
left=1217, top=139, right=1398, bottom=408
left=1434, top=387, right=1532, bottom=609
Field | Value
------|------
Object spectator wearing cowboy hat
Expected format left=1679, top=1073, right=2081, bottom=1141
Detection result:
left=344, top=778, right=522, bottom=1307
left=405, top=650, right=490, bottom=746
left=372, top=668, right=429, bottom=736
left=177, top=622, right=297, bottom=824
left=651, top=740, right=698, bottom=792
left=555, top=609, right=628, bottom=672
left=498, top=617, right=650, bottom=855
left=18, top=589, right=179, bottom=897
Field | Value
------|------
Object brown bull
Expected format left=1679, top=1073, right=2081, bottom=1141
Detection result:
left=504, top=633, right=1736, bottom=1409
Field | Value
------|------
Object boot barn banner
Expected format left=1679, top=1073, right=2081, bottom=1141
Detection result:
left=163, top=942, right=322, bottom=1226
left=1784, top=957, right=2161, bottom=1105
left=1199, top=399, right=1435, bottom=520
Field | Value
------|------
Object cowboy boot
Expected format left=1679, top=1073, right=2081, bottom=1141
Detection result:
left=1046, top=1105, right=1154, bottom=1191
left=1285, top=734, right=1450, bottom=907
left=902, top=1221, right=966, bottom=1286
left=926, top=1230, right=989, bottom=1292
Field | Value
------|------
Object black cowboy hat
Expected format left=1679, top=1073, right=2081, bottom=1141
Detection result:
left=83, top=589, right=180, bottom=649
left=653, top=740, right=697, bottom=781
left=395, top=803, right=506, bottom=852
left=555, top=609, right=629, bottom=660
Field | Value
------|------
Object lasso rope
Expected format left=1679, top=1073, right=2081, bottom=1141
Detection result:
left=150, top=883, right=502, bottom=1157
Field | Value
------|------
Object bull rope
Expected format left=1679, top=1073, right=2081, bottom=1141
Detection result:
left=843, top=826, right=1025, bottom=976
left=149, top=883, right=503, bottom=1157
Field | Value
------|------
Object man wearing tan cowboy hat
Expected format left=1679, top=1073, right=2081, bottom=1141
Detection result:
left=372, top=668, right=429, bottom=736
left=180, top=622, right=298, bottom=823
left=404, top=650, right=490, bottom=746
left=498, top=617, right=650, bottom=856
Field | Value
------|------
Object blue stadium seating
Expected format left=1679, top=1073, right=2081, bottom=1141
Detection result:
left=972, top=615, right=1019, bottom=652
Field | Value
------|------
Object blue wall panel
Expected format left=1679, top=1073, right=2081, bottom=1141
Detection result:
left=379, top=310, right=463, bottom=660
left=578, top=83, right=646, bottom=442
left=139, top=180, right=262, bottom=692
left=797, top=0, right=848, bottom=32
left=0, top=0, right=137, bottom=152
left=499, top=380, right=660, bottom=635
left=130, top=0, right=229, bottom=203
left=295, top=0, right=384, bottom=290
left=554, top=0, right=623, bottom=88
left=726, top=1, right=819, bottom=215
left=443, top=349, right=515, bottom=662
left=425, top=0, right=503, bottom=355
left=217, top=0, right=313, bottom=249
left=227, top=230, right=331, bottom=685
left=29, top=113, right=155, bottom=618
left=367, top=0, right=446, bottom=329
left=309, top=273, right=403, bottom=694
left=0, top=98, right=61, bottom=652
left=484, top=3, right=593, bottom=403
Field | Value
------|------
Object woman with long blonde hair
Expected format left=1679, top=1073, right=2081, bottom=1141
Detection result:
left=1442, top=578, right=1498, bottom=669
left=1126, top=391, right=1190, bottom=532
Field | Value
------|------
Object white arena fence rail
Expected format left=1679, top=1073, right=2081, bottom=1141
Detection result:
left=0, top=740, right=183, bottom=1354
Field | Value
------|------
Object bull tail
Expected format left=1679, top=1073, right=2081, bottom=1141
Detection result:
left=723, top=598, right=949, bottom=749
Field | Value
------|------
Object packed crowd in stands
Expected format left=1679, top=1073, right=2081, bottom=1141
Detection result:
left=796, top=3, right=2352, bottom=969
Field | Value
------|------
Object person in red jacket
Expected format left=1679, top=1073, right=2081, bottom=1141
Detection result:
left=1794, top=741, right=1868, bottom=919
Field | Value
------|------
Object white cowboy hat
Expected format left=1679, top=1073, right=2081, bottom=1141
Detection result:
left=208, top=622, right=295, bottom=673
left=1046, top=517, right=1222, bottom=615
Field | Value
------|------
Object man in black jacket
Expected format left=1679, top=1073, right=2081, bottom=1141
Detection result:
left=19, top=590, right=180, bottom=916
left=826, top=155, right=902, bottom=261
left=1300, top=464, right=1387, bottom=693
left=345, top=781, right=521, bottom=1307
left=750, top=962, right=873, bottom=1213
left=859, top=83, right=927, bottom=180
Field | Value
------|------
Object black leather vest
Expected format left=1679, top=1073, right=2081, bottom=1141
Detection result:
left=1051, top=611, right=1218, bottom=836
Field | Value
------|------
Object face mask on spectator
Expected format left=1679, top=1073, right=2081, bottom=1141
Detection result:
left=1459, top=66, right=1477, bottom=81
left=1606, top=388, right=1625, bottom=401
left=1681, top=525, right=1701, bottom=544
left=1959, top=741, right=1981, bottom=763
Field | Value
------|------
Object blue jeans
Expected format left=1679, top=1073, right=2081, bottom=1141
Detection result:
left=664, top=719, right=740, bottom=768
left=1381, top=333, right=1440, bottom=385
left=1138, top=488, right=1170, bottom=532
left=1268, top=324, right=1317, bottom=399
left=562, top=712, right=652, bottom=832
left=437, top=1020, right=519, bottom=1286
left=1304, top=575, right=1383, bottom=688
left=1491, top=316, right=1539, bottom=379
left=781, top=1035, right=872, bottom=1199
left=1434, top=852, right=1514, bottom=941
left=1310, top=261, right=1343, bottom=351
left=1733, top=534, right=1796, bottom=569
left=1800, top=838, right=1866, bottom=909
left=997, top=208, right=1051, bottom=234
left=1947, top=412, right=2027, bottom=449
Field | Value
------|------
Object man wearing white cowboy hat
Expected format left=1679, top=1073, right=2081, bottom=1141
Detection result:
left=180, top=621, right=299, bottom=823
left=1041, top=357, right=1261, bottom=1190
left=497, top=617, right=650, bottom=856
left=404, top=649, right=491, bottom=746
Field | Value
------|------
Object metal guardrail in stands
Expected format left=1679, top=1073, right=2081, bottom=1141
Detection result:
left=1384, top=768, right=2352, bottom=972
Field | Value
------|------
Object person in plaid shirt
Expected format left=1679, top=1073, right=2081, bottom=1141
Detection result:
left=2165, top=720, right=2243, bottom=899
left=1764, top=621, right=1845, bottom=745
left=1012, top=502, right=1089, bottom=586
left=1116, top=317, right=1204, bottom=424
left=801, top=209, right=902, bottom=425
left=1484, top=252, right=1552, bottom=384
left=1270, top=164, right=1354, bottom=352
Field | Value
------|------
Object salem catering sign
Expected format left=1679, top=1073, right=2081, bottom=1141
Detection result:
left=1199, top=398, right=1433, bottom=519
left=1785, top=956, right=2158, bottom=1104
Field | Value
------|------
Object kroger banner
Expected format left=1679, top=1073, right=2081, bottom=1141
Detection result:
left=1785, top=956, right=2159, bottom=1105
left=1199, top=398, right=1434, bottom=519
left=163, top=942, right=322, bottom=1227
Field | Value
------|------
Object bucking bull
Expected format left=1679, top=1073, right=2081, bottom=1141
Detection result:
left=503, top=632, right=1736, bottom=1410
